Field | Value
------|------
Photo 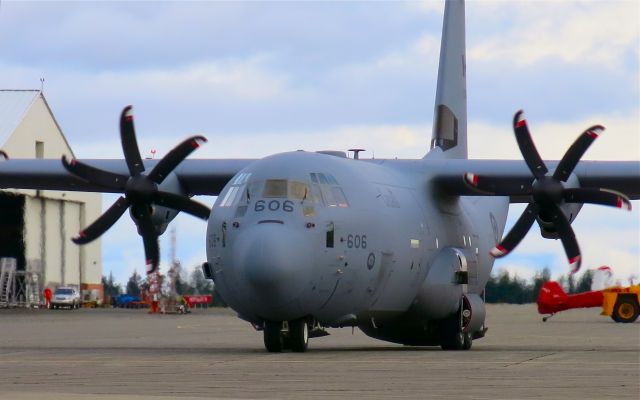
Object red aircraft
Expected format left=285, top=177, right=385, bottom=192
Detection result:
left=537, top=281, right=603, bottom=321
left=537, top=267, right=640, bottom=323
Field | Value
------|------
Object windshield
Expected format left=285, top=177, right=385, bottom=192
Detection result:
left=54, top=288, right=73, bottom=295
left=262, top=179, right=312, bottom=201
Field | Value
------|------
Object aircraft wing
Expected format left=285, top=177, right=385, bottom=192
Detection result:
left=0, top=158, right=255, bottom=196
left=1, top=158, right=638, bottom=200
left=430, top=159, right=640, bottom=202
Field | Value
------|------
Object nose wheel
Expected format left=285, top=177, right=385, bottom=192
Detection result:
left=263, top=318, right=310, bottom=353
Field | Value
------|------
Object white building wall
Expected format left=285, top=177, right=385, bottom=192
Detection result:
left=3, top=94, right=102, bottom=294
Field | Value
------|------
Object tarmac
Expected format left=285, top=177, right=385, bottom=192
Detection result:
left=0, top=304, right=638, bottom=400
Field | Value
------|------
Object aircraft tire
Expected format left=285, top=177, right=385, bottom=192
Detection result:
left=263, top=321, right=283, bottom=352
left=440, top=316, right=464, bottom=351
left=289, top=319, right=309, bottom=353
left=612, top=296, right=640, bottom=323
left=462, top=331, right=472, bottom=350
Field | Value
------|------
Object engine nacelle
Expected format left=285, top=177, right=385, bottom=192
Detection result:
left=412, top=247, right=467, bottom=320
left=129, top=173, right=182, bottom=236
left=536, top=174, right=583, bottom=239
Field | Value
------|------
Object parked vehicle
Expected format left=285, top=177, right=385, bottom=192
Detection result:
left=51, top=287, right=81, bottom=309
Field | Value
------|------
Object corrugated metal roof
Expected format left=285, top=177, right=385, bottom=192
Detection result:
left=0, top=90, right=40, bottom=145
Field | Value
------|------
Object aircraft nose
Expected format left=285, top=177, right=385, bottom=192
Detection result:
left=232, top=223, right=312, bottom=309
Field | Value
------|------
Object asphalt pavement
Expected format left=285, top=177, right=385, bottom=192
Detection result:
left=0, top=304, right=638, bottom=399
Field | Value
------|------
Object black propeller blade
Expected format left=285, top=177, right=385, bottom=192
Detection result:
left=466, top=110, right=631, bottom=274
left=62, top=106, right=210, bottom=274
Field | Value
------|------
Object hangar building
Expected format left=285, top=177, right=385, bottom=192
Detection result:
left=0, top=90, right=102, bottom=304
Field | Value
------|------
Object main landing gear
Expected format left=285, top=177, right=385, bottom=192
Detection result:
left=264, top=318, right=309, bottom=352
left=440, top=309, right=473, bottom=351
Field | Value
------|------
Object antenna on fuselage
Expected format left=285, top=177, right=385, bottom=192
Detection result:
left=348, top=148, right=366, bottom=160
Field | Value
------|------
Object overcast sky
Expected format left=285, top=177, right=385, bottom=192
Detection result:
left=1, top=0, right=638, bottom=286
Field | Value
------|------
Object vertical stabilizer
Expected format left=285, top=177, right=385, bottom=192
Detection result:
left=428, top=0, right=467, bottom=159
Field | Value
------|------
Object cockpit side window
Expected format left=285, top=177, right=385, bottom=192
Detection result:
left=219, top=172, right=252, bottom=208
left=309, top=172, right=349, bottom=208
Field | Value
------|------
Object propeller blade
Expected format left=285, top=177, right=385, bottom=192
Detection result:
left=553, top=125, right=604, bottom=182
left=62, top=156, right=128, bottom=191
left=135, top=205, right=160, bottom=275
left=513, top=110, right=548, bottom=179
left=563, top=188, right=632, bottom=210
left=120, top=106, right=145, bottom=177
left=72, top=196, right=130, bottom=245
left=463, top=172, right=533, bottom=197
left=153, top=191, right=211, bottom=220
left=547, top=203, right=582, bottom=274
left=147, top=136, right=208, bottom=184
left=490, top=203, right=539, bottom=258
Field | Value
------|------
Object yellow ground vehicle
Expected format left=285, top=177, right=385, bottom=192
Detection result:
left=601, top=285, right=640, bottom=323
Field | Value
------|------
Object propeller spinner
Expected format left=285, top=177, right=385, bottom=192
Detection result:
left=464, top=110, right=631, bottom=274
left=62, top=106, right=211, bottom=274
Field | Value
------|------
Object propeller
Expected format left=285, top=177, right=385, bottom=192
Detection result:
left=62, top=106, right=211, bottom=274
left=464, top=110, right=631, bottom=274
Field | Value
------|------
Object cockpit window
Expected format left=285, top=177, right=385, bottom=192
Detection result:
left=289, top=181, right=309, bottom=200
left=262, top=179, right=313, bottom=201
left=219, top=172, right=252, bottom=207
left=263, top=179, right=288, bottom=198
left=309, top=172, right=349, bottom=208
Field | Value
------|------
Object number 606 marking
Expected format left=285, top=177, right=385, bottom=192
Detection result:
left=254, top=200, right=294, bottom=212
left=347, top=234, right=367, bottom=249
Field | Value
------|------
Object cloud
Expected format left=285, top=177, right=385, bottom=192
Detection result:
left=468, top=1, right=640, bottom=70
left=468, top=109, right=640, bottom=160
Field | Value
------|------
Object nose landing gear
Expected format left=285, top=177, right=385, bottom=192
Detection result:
left=263, top=318, right=310, bottom=353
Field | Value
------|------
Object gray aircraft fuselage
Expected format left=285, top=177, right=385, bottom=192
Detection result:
left=207, top=150, right=508, bottom=336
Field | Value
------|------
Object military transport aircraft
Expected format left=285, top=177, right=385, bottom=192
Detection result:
left=1, top=0, right=638, bottom=352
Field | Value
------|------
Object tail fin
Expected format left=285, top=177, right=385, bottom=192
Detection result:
left=537, top=281, right=568, bottom=314
left=428, top=0, right=467, bottom=159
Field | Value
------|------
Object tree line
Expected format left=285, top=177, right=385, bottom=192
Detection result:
left=485, top=267, right=595, bottom=304
left=104, top=265, right=598, bottom=306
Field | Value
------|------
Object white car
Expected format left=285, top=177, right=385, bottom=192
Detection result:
left=51, top=287, right=81, bottom=309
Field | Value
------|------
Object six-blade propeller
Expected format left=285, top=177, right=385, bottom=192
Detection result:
left=464, top=110, right=631, bottom=274
left=62, top=106, right=211, bottom=274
